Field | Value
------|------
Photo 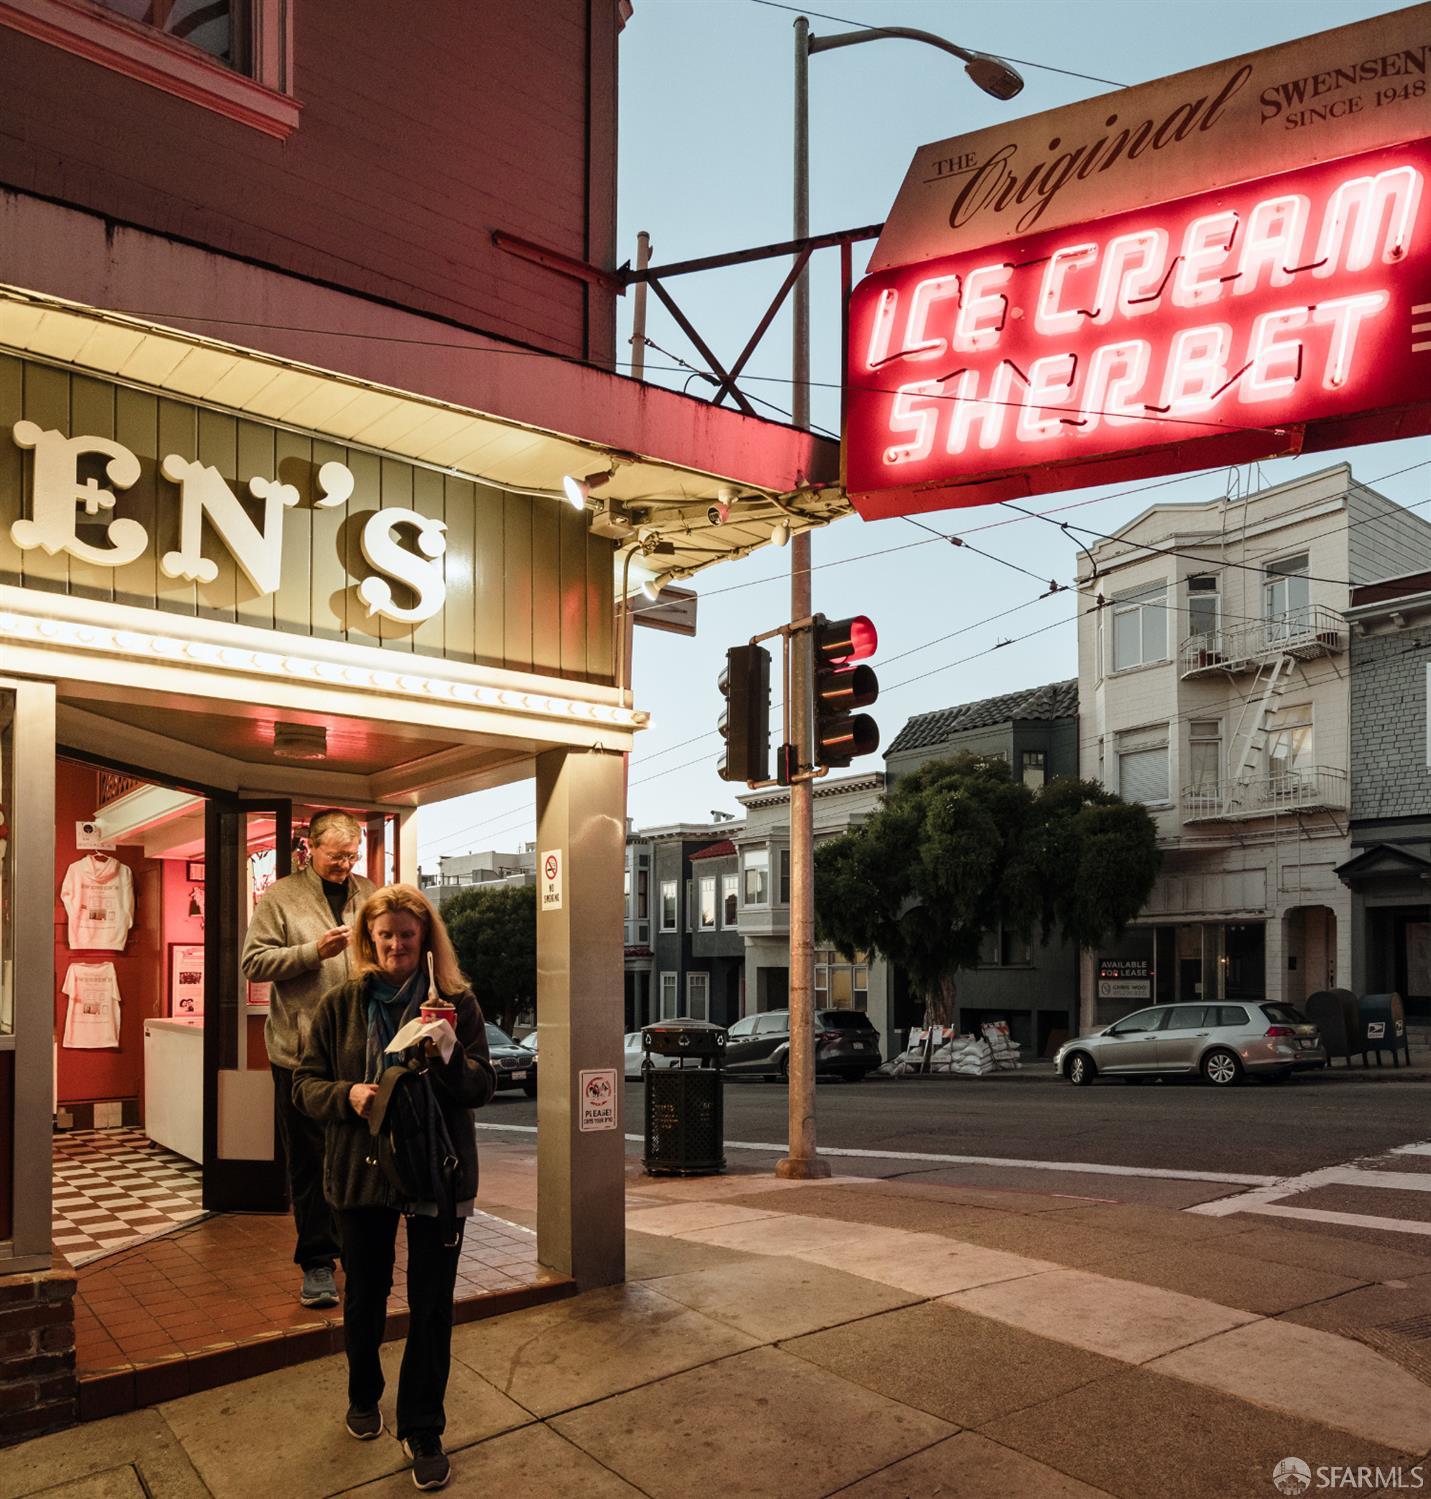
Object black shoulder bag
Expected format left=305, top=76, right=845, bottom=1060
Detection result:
left=366, top=1059, right=461, bottom=1246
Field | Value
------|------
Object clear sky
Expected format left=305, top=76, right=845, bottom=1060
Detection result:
left=415, top=0, right=1428, bottom=866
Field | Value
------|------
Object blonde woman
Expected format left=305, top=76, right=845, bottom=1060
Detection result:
left=295, top=884, right=494, bottom=1492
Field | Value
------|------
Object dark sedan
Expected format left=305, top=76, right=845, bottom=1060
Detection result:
left=724, top=1008, right=882, bottom=1081
left=485, top=1022, right=537, bottom=1096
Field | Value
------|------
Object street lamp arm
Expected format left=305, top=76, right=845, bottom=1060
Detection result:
left=808, top=26, right=1023, bottom=99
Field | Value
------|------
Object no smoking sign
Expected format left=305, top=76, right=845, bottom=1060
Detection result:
left=540, top=848, right=563, bottom=911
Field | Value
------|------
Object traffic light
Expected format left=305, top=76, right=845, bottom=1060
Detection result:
left=717, top=644, right=771, bottom=783
left=811, top=614, right=879, bottom=768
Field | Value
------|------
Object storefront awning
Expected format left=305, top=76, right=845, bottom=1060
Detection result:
left=0, top=284, right=848, bottom=591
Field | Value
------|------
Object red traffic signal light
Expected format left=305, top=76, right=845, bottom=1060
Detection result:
left=811, top=615, right=879, bottom=768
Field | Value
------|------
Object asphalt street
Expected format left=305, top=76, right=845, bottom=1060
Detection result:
left=486, top=1067, right=1431, bottom=1180
left=481, top=1066, right=1431, bottom=1257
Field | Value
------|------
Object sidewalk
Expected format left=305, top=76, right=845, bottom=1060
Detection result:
left=8, top=1139, right=1431, bottom=1499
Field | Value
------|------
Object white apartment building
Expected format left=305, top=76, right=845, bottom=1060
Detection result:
left=1077, top=464, right=1431, bottom=1028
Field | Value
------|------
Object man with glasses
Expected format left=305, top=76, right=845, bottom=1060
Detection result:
left=242, top=809, right=376, bottom=1307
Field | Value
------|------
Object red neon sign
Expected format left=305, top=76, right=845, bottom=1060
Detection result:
left=844, top=141, right=1431, bottom=520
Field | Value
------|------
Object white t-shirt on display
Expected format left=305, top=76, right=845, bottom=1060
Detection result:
left=60, top=854, right=134, bottom=949
left=61, top=962, right=122, bottom=1049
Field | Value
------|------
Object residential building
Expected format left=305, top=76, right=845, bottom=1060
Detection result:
left=1337, top=572, right=1431, bottom=1020
left=1077, top=465, right=1431, bottom=1027
left=625, top=821, right=745, bottom=1030
left=734, top=773, right=891, bottom=1042
left=884, top=679, right=1080, bottom=1055
left=420, top=847, right=536, bottom=908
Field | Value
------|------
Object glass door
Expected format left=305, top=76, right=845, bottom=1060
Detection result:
left=202, top=798, right=291, bottom=1212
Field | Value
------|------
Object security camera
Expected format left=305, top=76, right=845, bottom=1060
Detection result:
left=707, top=501, right=730, bottom=526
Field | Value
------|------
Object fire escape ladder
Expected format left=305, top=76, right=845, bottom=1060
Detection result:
left=1222, top=654, right=1290, bottom=812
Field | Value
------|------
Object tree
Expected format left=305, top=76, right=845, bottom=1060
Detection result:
left=815, top=754, right=1160, bottom=1029
left=442, top=884, right=536, bottom=1034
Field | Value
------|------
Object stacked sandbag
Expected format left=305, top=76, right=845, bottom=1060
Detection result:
left=981, top=1020, right=1023, bottom=1071
left=941, top=1033, right=995, bottom=1077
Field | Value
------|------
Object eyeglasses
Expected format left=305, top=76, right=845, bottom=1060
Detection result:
left=317, top=849, right=361, bottom=865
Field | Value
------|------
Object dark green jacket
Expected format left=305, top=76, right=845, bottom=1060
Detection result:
left=293, top=977, right=495, bottom=1212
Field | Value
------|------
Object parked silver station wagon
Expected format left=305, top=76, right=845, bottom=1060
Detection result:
left=1055, top=1001, right=1326, bottom=1087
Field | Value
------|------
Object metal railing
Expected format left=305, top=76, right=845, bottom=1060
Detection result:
left=1182, top=765, right=1348, bottom=821
left=1179, top=605, right=1346, bottom=676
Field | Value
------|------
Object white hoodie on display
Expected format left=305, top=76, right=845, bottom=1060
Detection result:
left=60, top=854, right=134, bottom=950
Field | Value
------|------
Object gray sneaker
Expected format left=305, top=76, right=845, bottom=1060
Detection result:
left=300, top=1266, right=339, bottom=1308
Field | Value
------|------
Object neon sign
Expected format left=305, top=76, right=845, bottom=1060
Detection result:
left=844, top=140, right=1431, bottom=520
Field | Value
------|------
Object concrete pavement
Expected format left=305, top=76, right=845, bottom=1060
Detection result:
left=6, top=1139, right=1430, bottom=1499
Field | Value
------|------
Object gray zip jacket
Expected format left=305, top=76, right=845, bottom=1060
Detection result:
left=240, top=865, right=376, bottom=1069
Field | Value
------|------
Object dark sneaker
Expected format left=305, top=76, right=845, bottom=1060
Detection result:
left=404, top=1434, right=450, bottom=1491
left=300, top=1266, right=338, bottom=1308
left=346, top=1405, right=383, bottom=1440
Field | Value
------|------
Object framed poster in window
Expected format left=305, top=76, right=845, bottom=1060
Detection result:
left=169, top=943, right=205, bottom=1018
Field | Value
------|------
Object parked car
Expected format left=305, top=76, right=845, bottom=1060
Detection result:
left=485, top=1022, right=537, bottom=1096
left=623, top=1030, right=684, bottom=1080
left=1054, top=1001, right=1326, bottom=1087
left=724, top=1008, right=882, bottom=1081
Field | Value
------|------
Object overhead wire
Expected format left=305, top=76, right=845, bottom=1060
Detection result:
left=421, top=460, right=1431, bottom=854
left=744, top=0, right=1131, bottom=88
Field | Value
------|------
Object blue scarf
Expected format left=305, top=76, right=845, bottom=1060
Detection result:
left=364, top=966, right=429, bottom=1083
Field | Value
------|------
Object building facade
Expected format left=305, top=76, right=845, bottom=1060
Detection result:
left=734, top=773, right=892, bottom=1045
left=1077, top=465, right=1431, bottom=1027
left=0, top=0, right=834, bottom=1438
left=1338, top=572, right=1431, bottom=1020
left=884, top=680, right=1081, bottom=1055
left=421, top=847, right=537, bottom=908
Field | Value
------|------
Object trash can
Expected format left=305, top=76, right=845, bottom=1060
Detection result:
left=641, top=1020, right=726, bottom=1176
left=1357, top=992, right=1410, bottom=1067
left=1306, top=989, right=1357, bottom=1066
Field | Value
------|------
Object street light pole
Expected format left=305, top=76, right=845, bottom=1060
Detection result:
left=777, top=14, right=825, bottom=1180
left=776, top=16, right=1021, bottom=1182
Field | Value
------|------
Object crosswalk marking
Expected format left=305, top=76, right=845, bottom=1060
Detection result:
left=1188, top=1139, right=1431, bottom=1235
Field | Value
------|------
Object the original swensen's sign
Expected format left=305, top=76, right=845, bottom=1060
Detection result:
left=868, top=7, right=1431, bottom=272
left=844, top=138, right=1431, bottom=519
left=846, top=6, right=1431, bottom=521
left=10, top=421, right=451, bottom=624
left=1, top=358, right=614, bottom=682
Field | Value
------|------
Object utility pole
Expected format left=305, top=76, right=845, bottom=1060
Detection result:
left=777, top=14, right=828, bottom=1181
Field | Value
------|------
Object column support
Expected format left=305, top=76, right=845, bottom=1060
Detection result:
left=534, top=747, right=626, bottom=1288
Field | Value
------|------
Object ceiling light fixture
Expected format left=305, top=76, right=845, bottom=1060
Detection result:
left=272, top=723, right=328, bottom=761
left=770, top=520, right=791, bottom=547
left=640, top=571, right=671, bottom=602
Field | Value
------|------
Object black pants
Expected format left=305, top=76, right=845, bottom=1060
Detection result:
left=271, top=1064, right=340, bottom=1270
left=338, top=1208, right=465, bottom=1439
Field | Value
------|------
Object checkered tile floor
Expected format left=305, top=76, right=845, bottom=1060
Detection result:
left=54, top=1128, right=205, bottom=1267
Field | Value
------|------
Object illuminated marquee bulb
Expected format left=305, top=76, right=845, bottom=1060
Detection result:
left=901, top=274, right=961, bottom=362
left=1241, top=308, right=1308, bottom=402
left=953, top=264, right=1011, bottom=351
left=1093, top=229, right=1169, bottom=323
left=864, top=288, right=900, bottom=369
left=884, top=380, right=945, bottom=465
left=1172, top=211, right=1239, bottom=308
left=1235, top=193, right=1309, bottom=297
left=1035, top=243, right=1097, bottom=336
left=1159, top=323, right=1232, bottom=414
left=1313, top=165, right=1423, bottom=276
left=1080, top=341, right=1151, bottom=430
left=1312, top=291, right=1389, bottom=390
